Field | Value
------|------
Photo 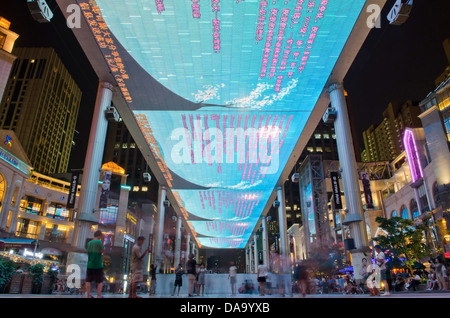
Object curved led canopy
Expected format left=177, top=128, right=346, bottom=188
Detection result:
left=76, top=0, right=367, bottom=248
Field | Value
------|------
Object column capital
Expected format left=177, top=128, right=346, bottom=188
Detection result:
left=327, top=82, right=344, bottom=94
left=100, top=81, right=115, bottom=92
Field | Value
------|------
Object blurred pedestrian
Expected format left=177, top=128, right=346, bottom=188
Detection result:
left=374, top=245, right=390, bottom=296
left=228, top=261, right=237, bottom=296
left=293, top=262, right=308, bottom=296
left=426, top=268, right=438, bottom=290
left=196, top=263, right=206, bottom=296
left=435, top=258, right=448, bottom=291
left=86, top=230, right=104, bottom=298
left=172, top=264, right=184, bottom=296
left=257, top=260, right=268, bottom=296
left=149, top=263, right=157, bottom=295
left=129, top=236, right=149, bottom=298
left=186, top=253, right=197, bottom=297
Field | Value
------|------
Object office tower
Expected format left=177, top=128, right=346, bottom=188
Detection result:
left=0, top=47, right=82, bottom=174
left=361, top=100, right=422, bottom=162
left=0, top=17, right=19, bottom=100
left=103, top=120, right=159, bottom=205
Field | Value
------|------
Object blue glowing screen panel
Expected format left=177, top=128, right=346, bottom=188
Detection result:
left=77, top=0, right=367, bottom=248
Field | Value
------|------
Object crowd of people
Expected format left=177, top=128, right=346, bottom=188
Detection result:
left=76, top=232, right=450, bottom=297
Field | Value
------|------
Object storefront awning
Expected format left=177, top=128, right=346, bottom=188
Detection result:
left=0, top=239, right=37, bottom=249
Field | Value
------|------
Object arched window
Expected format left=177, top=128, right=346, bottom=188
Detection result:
left=391, top=210, right=398, bottom=218
left=400, top=205, right=409, bottom=220
left=0, top=173, right=5, bottom=206
left=410, top=199, right=419, bottom=220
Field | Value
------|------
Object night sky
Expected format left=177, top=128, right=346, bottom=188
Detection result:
left=1, top=0, right=449, bottom=170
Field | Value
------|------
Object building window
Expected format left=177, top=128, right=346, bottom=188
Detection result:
left=418, top=184, right=430, bottom=213
left=45, top=203, right=70, bottom=221
left=20, top=196, right=44, bottom=216
left=400, top=205, right=409, bottom=220
left=410, top=199, right=420, bottom=220
left=391, top=210, right=398, bottom=218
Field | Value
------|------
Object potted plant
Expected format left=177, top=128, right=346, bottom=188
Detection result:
left=28, top=263, right=45, bottom=294
left=0, top=259, right=16, bottom=293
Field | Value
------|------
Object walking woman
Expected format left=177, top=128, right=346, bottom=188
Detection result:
left=196, top=263, right=206, bottom=296
left=257, top=260, right=268, bottom=296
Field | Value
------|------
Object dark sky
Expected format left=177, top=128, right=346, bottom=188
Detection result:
left=1, top=0, right=450, bottom=168
left=345, top=0, right=450, bottom=147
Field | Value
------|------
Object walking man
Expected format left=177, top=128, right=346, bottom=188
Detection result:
left=86, top=230, right=105, bottom=298
left=129, top=236, right=150, bottom=298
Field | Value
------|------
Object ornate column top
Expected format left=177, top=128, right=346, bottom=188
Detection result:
left=327, top=82, right=344, bottom=94
left=100, top=81, right=115, bottom=92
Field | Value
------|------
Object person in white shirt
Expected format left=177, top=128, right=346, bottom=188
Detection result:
left=375, top=245, right=390, bottom=296
left=257, top=260, right=268, bottom=296
left=228, top=262, right=237, bottom=296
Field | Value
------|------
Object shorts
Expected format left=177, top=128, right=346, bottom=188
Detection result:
left=174, top=279, right=183, bottom=287
left=131, top=269, right=144, bottom=283
left=380, top=270, right=387, bottom=280
left=86, top=268, right=104, bottom=284
left=230, top=277, right=236, bottom=285
left=258, top=276, right=266, bottom=283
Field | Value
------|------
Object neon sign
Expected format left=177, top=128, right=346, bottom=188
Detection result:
left=4, top=135, right=12, bottom=148
left=403, top=129, right=424, bottom=183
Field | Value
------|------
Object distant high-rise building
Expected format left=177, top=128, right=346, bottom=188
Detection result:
left=0, top=17, right=19, bottom=100
left=0, top=47, right=82, bottom=174
left=103, top=119, right=159, bottom=205
left=361, top=100, right=422, bottom=162
left=435, top=38, right=450, bottom=88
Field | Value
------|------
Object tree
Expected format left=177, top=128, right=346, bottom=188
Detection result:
left=373, top=216, right=435, bottom=273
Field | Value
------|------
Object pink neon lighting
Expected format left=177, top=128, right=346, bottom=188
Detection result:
left=192, top=0, right=201, bottom=18
left=155, top=0, right=165, bottom=14
left=403, top=129, right=424, bottom=183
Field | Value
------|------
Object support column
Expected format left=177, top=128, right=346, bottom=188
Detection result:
left=72, top=81, right=113, bottom=248
left=155, top=185, right=167, bottom=269
left=277, top=186, right=288, bottom=257
left=253, top=235, right=259, bottom=268
left=174, top=216, right=182, bottom=268
left=185, top=234, right=191, bottom=268
left=114, top=174, right=129, bottom=246
left=245, top=247, right=250, bottom=273
left=328, top=83, right=368, bottom=250
left=248, top=245, right=254, bottom=273
left=7, top=179, right=25, bottom=234
left=261, top=216, right=269, bottom=267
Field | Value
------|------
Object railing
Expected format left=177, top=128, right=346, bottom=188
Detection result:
left=15, top=231, right=39, bottom=239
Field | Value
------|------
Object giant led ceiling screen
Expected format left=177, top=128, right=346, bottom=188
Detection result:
left=77, top=0, right=366, bottom=248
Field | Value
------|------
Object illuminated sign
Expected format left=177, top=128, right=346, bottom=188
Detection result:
left=403, top=129, right=424, bottom=183
left=4, top=135, right=12, bottom=148
left=79, top=0, right=366, bottom=248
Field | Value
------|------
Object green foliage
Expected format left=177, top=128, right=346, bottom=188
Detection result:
left=28, top=263, right=45, bottom=288
left=0, top=259, right=17, bottom=290
left=374, top=216, right=433, bottom=272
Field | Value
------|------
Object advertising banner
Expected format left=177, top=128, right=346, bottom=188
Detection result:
left=330, top=172, right=343, bottom=210
left=99, top=170, right=112, bottom=209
